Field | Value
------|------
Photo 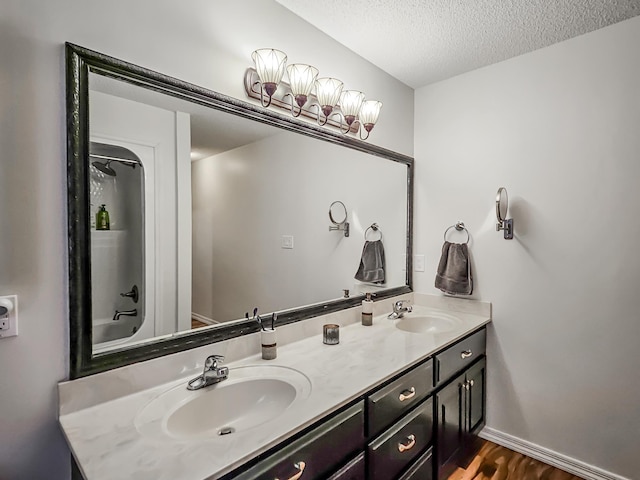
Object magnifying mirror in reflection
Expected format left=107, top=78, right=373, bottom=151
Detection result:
left=495, top=187, right=514, bottom=239
left=328, top=201, right=350, bottom=237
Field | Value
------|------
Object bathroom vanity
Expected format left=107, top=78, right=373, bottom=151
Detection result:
left=59, top=295, right=490, bottom=480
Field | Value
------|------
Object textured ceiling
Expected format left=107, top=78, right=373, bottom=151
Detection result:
left=276, top=0, right=640, bottom=88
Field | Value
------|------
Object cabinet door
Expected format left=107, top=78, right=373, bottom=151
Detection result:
left=466, top=357, right=486, bottom=434
left=436, top=372, right=465, bottom=473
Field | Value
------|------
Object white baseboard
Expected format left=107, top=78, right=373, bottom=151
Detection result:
left=191, top=313, right=218, bottom=325
left=479, top=427, right=630, bottom=480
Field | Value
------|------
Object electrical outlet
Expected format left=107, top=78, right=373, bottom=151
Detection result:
left=414, top=254, right=425, bottom=272
left=0, top=295, right=18, bottom=338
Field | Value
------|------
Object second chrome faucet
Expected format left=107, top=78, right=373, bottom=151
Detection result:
left=388, top=300, right=412, bottom=319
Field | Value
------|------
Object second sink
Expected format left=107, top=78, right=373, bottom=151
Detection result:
left=395, top=312, right=461, bottom=334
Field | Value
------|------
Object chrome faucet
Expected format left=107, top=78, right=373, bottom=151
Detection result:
left=388, top=300, right=412, bottom=319
left=187, top=355, right=229, bottom=391
left=112, top=308, right=137, bottom=321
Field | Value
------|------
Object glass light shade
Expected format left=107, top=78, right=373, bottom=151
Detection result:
left=287, top=64, right=319, bottom=96
left=340, top=90, right=365, bottom=126
left=252, top=49, right=287, bottom=97
left=359, top=100, right=383, bottom=132
left=315, top=77, right=344, bottom=117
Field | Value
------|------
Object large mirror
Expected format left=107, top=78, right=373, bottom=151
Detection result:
left=67, top=43, right=414, bottom=378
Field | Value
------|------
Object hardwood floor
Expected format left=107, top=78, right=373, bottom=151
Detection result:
left=446, top=441, right=584, bottom=480
left=191, top=318, right=209, bottom=329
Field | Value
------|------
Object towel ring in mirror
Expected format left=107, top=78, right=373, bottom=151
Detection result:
left=495, top=187, right=514, bottom=239
left=329, top=200, right=349, bottom=237
left=444, top=221, right=470, bottom=244
left=365, top=223, right=383, bottom=241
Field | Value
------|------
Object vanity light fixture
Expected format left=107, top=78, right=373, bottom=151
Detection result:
left=251, top=48, right=288, bottom=107
left=339, top=90, right=365, bottom=131
left=246, top=49, right=382, bottom=140
left=285, top=63, right=319, bottom=117
left=314, top=77, right=343, bottom=124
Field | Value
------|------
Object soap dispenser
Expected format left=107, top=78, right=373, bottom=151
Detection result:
left=362, top=292, right=374, bottom=326
left=96, top=204, right=110, bottom=230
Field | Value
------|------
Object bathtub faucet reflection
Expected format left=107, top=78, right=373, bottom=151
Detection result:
left=113, top=308, right=138, bottom=321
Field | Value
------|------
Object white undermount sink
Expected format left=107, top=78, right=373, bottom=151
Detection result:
left=135, top=365, right=312, bottom=440
left=394, top=311, right=461, bottom=334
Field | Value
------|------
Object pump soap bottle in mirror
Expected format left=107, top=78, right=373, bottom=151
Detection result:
left=362, top=292, right=373, bottom=326
left=96, top=204, right=110, bottom=230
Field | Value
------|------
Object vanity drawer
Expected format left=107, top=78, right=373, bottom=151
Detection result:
left=435, top=328, right=486, bottom=387
left=233, top=401, right=365, bottom=480
left=327, top=452, right=365, bottom=480
left=399, top=447, right=433, bottom=480
left=367, top=359, right=433, bottom=437
left=367, top=397, right=433, bottom=480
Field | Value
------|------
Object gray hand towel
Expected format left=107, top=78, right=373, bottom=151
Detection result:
left=435, top=241, right=472, bottom=295
left=355, top=240, right=386, bottom=284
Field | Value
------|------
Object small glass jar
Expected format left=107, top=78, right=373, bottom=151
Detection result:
left=323, top=324, right=340, bottom=345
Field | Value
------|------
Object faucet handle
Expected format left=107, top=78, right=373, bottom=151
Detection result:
left=204, top=355, right=225, bottom=370
left=393, top=300, right=412, bottom=313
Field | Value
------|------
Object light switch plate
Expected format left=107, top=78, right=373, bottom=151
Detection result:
left=281, top=235, right=294, bottom=249
left=414, top=254, right=425, bottom=272
left=0, top=295, right=18, bottom=338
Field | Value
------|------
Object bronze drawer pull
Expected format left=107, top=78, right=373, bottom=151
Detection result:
left=276, top=461, right=306, bottom=480
left=398, top=387, right=416, bottom=402
left=461, top=349, right=473, bottom=359
left=398, top=434, right=416, bottom=453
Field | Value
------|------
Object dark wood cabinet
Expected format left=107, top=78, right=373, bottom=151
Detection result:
left=367, top=397, right=433, bottom=480
left=399, top=448, right=433, bottom=480
left=466, top=357, right=486, bottom=435
left=367, top=359, right=433, bottom=438
left=436, top=371, right=465, bottom=472
left=435, top=329, right=486, bottom=388
left=226, top=326, right=486, bottom=480
left=327, top=452, right=366, bottom=480
left=232, top=402, right=365, bottom=480
left=436, top=357, right=486, bottom=480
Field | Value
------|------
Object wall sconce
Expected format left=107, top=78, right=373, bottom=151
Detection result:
left=245, top=49, right=382, bottom=140
left=496, top=187, right=514, bottom=239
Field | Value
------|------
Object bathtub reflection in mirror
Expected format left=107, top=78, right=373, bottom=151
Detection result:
left=89, top=142, right=146, bottom=352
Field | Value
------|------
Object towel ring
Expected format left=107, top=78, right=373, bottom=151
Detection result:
left=444, top=221, right=469, bottom=244
left=365, top=223, right=382, bottom=241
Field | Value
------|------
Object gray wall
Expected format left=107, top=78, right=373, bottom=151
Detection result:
left=414, top=16, right=640, bottom=479
left=191, top=131, right=408, bottom=323
left=0, top=1, right=414, bottom=479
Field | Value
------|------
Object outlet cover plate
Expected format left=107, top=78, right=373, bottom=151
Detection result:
left=0, top=295, right=18, bottom=338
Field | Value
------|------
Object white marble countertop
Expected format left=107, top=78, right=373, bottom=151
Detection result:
left=59, top=294, right=490, bottom=480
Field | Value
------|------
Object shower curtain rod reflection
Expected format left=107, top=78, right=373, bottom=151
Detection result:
left=90, top=154, right=141, bottom=166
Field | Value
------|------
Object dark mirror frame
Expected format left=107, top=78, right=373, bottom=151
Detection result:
left=66, top=43, right=414, bottom=379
